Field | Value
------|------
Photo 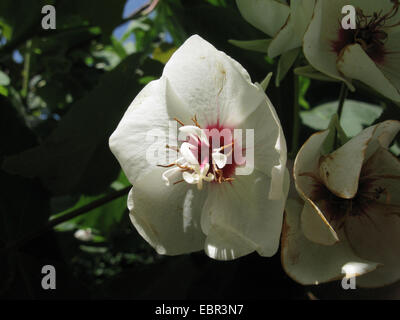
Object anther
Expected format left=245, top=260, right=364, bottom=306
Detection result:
left=217, top=142, right=234, bottom=152
left=191, top=115, right=201, bottom=128
left=166, top=144, right=179, bottom=152
left=174, top=117, right=185, bottom=126
left=157, top=163, right=176, bottom=168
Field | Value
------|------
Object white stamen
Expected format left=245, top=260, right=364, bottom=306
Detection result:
left=179, top=125, right=209, bottom=146
left=212, top=152, right=227, bottom=169
left=162, top=167, right=182, bottom=186
left=182, top=171, right=199, bottom=184
left=182, top=164, right=214, bottom=190
left=180, top=142, right=199, bottom=165
left=161, top=123, right=232, bottom=188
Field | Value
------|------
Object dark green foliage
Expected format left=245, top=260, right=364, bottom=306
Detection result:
left=2, top=54, right=163, bottom=195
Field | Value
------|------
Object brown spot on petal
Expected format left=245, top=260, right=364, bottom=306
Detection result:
left=289, top=250, right=300, bottom=266
left=331, top=27, right=355, bottom=55
left=280, top=211, right=290, bottom=252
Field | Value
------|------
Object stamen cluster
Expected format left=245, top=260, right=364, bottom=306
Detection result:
left=159, top=116, right=236, bottom=190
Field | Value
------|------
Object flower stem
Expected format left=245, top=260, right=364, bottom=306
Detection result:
left=1, top=186, right=131, bottom=252
left=337, top=82, right=348, bottom=120
left=21, top=40, right=32, bottom=100
left=334, top=82, right=349, bottom=149
left=122, top=0, right=159, bottom=21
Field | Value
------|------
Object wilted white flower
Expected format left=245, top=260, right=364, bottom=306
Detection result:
left=109, top=35, right=288, bottom=260
left=304, top=0, right=400, bottom=101
left=282, top=120, right=400, bottom=286
left=236, top=0, right=316, bottom=58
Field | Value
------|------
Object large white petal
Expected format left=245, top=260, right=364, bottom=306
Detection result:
left=363, top=147, right=400, bottom=206
left=282, top=199, right=380, bottom=285
left=365, top=120, right=400, bottom=160
left=163, top=35, right=266, bottom=127
left=201, top=169, right=289, bottom=260
left=345, top=204, right=400, bottom=287
left=345, top=148, right=400, bottom=287
left=303, top=0, right=353, bottom=87
left=238, top=92, right=287, bottom=200
left=300, top=199, right=339, bottom=245
left=204, top=224, right=255, bottom=261
left=350, top=0, right=394, bottom=13
left=304, top=0, right=397, bottom=91
left=128, top=167, right=207, bottom=255
left=109, top=76, right=187, bottom=185
left=318, top=125, right=375, bottom=199
left=294, top=130, right=329, bottom=201
left=379, top=25, right=400, bottom=98
left=268, top=0, right=315, bottom=58
left=294, top=129, right=341, bottom=245
left=337, top=44, right=400, bottom=102
left=236, top=0, right=290, bottom=38
left=344, top=146, right=400, bottom=287
left=357, top=265, right=400, bottom=288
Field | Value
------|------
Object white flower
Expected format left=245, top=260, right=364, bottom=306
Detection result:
left=109, top=35, right=288, bottom=260
left=282, top=120, right=400, bottom=287
left=236, top=0, right=316, bottom=58
left=304, top=0, right=400, bottom=101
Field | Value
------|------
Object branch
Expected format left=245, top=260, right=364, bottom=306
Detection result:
left=337, top=82, right=349, bottom=119
left=122, top=0, right=160, bottom=22
left=1, top=186, right=131, bottom=252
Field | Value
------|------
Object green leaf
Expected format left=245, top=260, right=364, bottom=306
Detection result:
left=55, top=194, right=127, bottom=240
left=111, top=36, right=127, bottom=60
left=0, top=70, right=10, bottom=86
left=0, top=86, right=8, bottom=96
left=260, top=72, right=273, bottom=91
left=54, top=171, right=130, bottom=239
left=34, top=26, right=101, bottom=55
left=121, top=19, right=151, bottom=43
left=152, top=43, right=177, bottom=64
left=206, top=0, right=227, bottom=6
left=121, top=17, right=161, bottom=56
left=157, top=1, right=188, bottom=46
left=294, top=65, right=340, bottom=83
left=57, top=0, right=125, bottom=38
left=2, top=55, right=164, bottom=195
left=299, top=76, right=311, bottom=109
left=228, top=39, right=271, bottom=53
left=275, top=47, right=300, bottom=87
left=300, top=99, right=383, bottom=137
left=0, top=0, right=47, bottom=42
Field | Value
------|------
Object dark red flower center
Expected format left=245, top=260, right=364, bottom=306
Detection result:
left=331, top=2, right=400, bottom=64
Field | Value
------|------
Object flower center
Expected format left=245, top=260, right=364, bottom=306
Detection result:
left=331, top=1, right=400, bottom=64
left=159, top=116, right=241, bottom=190
left=300, top=170, right=392, bottom=229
